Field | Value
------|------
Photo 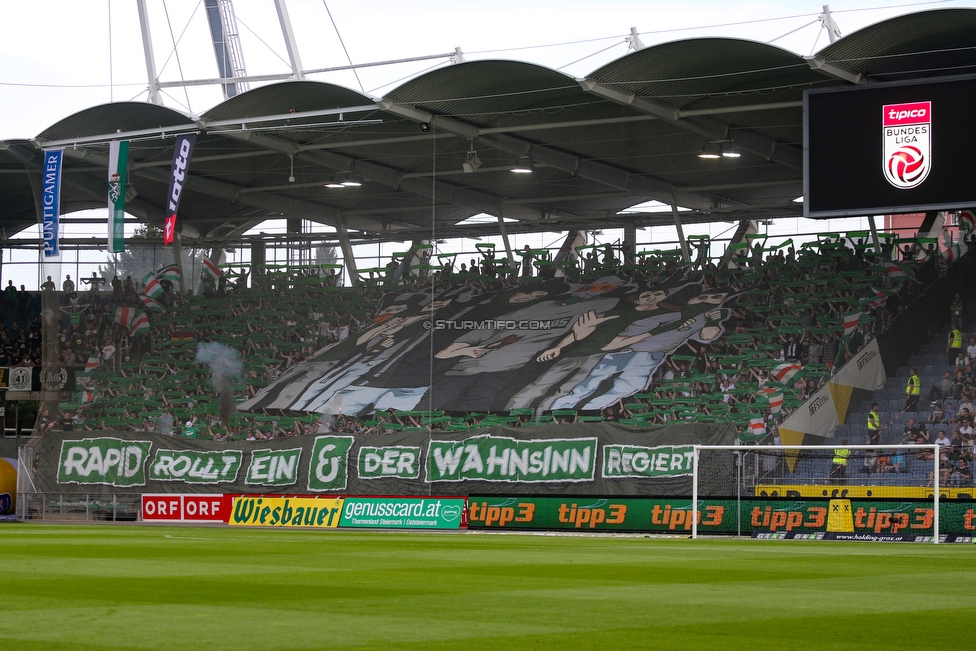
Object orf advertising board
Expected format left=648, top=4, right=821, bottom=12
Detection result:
left=141, top=494, right=228, bottom=522
left=804, top=74, right=976, bottom=217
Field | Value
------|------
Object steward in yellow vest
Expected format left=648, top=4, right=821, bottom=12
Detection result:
left=948, top=327, right=963, bottom=366
left=867, top=404, right=880, bottom=444
left=829, top=441, right=850, bottom=483
left=905, top=369, right=920, bottom=413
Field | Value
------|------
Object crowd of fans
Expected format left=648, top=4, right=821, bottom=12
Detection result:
left=895, top=325, right=976, bottom=487
left=45, top=232, right=945, bottom=443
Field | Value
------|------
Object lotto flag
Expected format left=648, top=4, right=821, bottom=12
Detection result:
left=164, top=134, right=196, bottom=246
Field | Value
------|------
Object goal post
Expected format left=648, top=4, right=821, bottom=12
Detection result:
left=691, top=444, right=948, bottom=543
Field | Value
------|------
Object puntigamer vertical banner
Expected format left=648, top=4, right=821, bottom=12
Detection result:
left=41, top=149, right=63, bottom=257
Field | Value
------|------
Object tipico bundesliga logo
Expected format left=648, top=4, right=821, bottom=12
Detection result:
left=882, top=101, right=931, bottom=189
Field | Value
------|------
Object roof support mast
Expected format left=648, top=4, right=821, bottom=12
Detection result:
left=204, top=0, right=250, bottom=100
left=626, top=26, right=645, bottom=51
left=671, top=192, right=690, bottom=264
left=136, top=0, right=162, bottom=105
left=820, top=5, right=843, bottom=44
left=274, top=0, right=306, bottom=80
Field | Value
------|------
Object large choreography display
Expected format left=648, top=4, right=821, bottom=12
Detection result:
left=239, top=273, right=735, bottom=415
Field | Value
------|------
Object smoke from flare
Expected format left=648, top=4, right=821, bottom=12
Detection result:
left=196, top=343, right=243, bottom=428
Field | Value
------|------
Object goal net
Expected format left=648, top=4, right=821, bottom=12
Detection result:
left=689, top=444, right=970, bottom=543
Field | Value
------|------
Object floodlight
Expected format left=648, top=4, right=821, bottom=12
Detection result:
left=698, top=144, right=721, bottom=160
left=463, top=150, right=482, bottom=173
left=510, top=158, right=534, bottom=173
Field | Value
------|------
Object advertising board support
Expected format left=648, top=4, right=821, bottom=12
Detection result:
left=691, top=447, right=699, bottom=540
left=735, top=448, right=742, bottom=538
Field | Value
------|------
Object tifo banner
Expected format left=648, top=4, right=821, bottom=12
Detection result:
left=426, top=436, right=597, bottom=483
left=34, top=422, right=733, bottom=497
left=466, top=495, right=976, bottom=536
left=603, top=444, right=694, bottom=479
left=57, top=438, right=152, bottom=488
left=149, top=449, right=243, bottom=484
left=239, top=273, right=738, bottom=413
left=41, top=149, right=63, bottom=258
left=778, top=338, right=886, bottom=451
left=163, top=134, right=196, bottom=246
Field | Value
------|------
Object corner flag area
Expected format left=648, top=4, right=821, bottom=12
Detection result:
left=1, top=525, right=973, bottom=650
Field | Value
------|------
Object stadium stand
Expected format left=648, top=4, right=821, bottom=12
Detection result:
left=48, top=230, right=942, bottom=445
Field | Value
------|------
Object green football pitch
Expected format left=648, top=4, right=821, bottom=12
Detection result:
left=1, top=524, right=974, bottom=651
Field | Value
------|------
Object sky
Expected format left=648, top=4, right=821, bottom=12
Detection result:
left=1, top=0, right=969, bottom=286
left=3, top=0, right=971, bottom=138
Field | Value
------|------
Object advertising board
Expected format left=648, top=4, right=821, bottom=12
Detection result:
left=228, top=496, right=344, bottom=528
left=141, top=494, right=228, bottom=522
left=338, top=497, right=466, bottom=529
left=467, top=496, right=976, bottom=536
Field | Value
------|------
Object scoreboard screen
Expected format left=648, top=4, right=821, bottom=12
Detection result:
left=804, top=74, right=976, bottom=217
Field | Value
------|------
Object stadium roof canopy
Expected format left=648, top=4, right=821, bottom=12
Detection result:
left=1, top=8, right=975, bottom=244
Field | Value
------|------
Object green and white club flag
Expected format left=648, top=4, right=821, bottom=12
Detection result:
left=107, top=140, right=129, bottom=253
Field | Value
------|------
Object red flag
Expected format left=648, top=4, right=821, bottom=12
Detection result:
left=959, top=210, right=976, bottom=234
left=771, top=363, right=802, bottom=385
left=760, top=388, right=784, bottom=414
left=113, top=306, right=134, bottom=326
left=202, top=258, right=223, bottom=281
left=129, top=310, right=150, bottom=336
